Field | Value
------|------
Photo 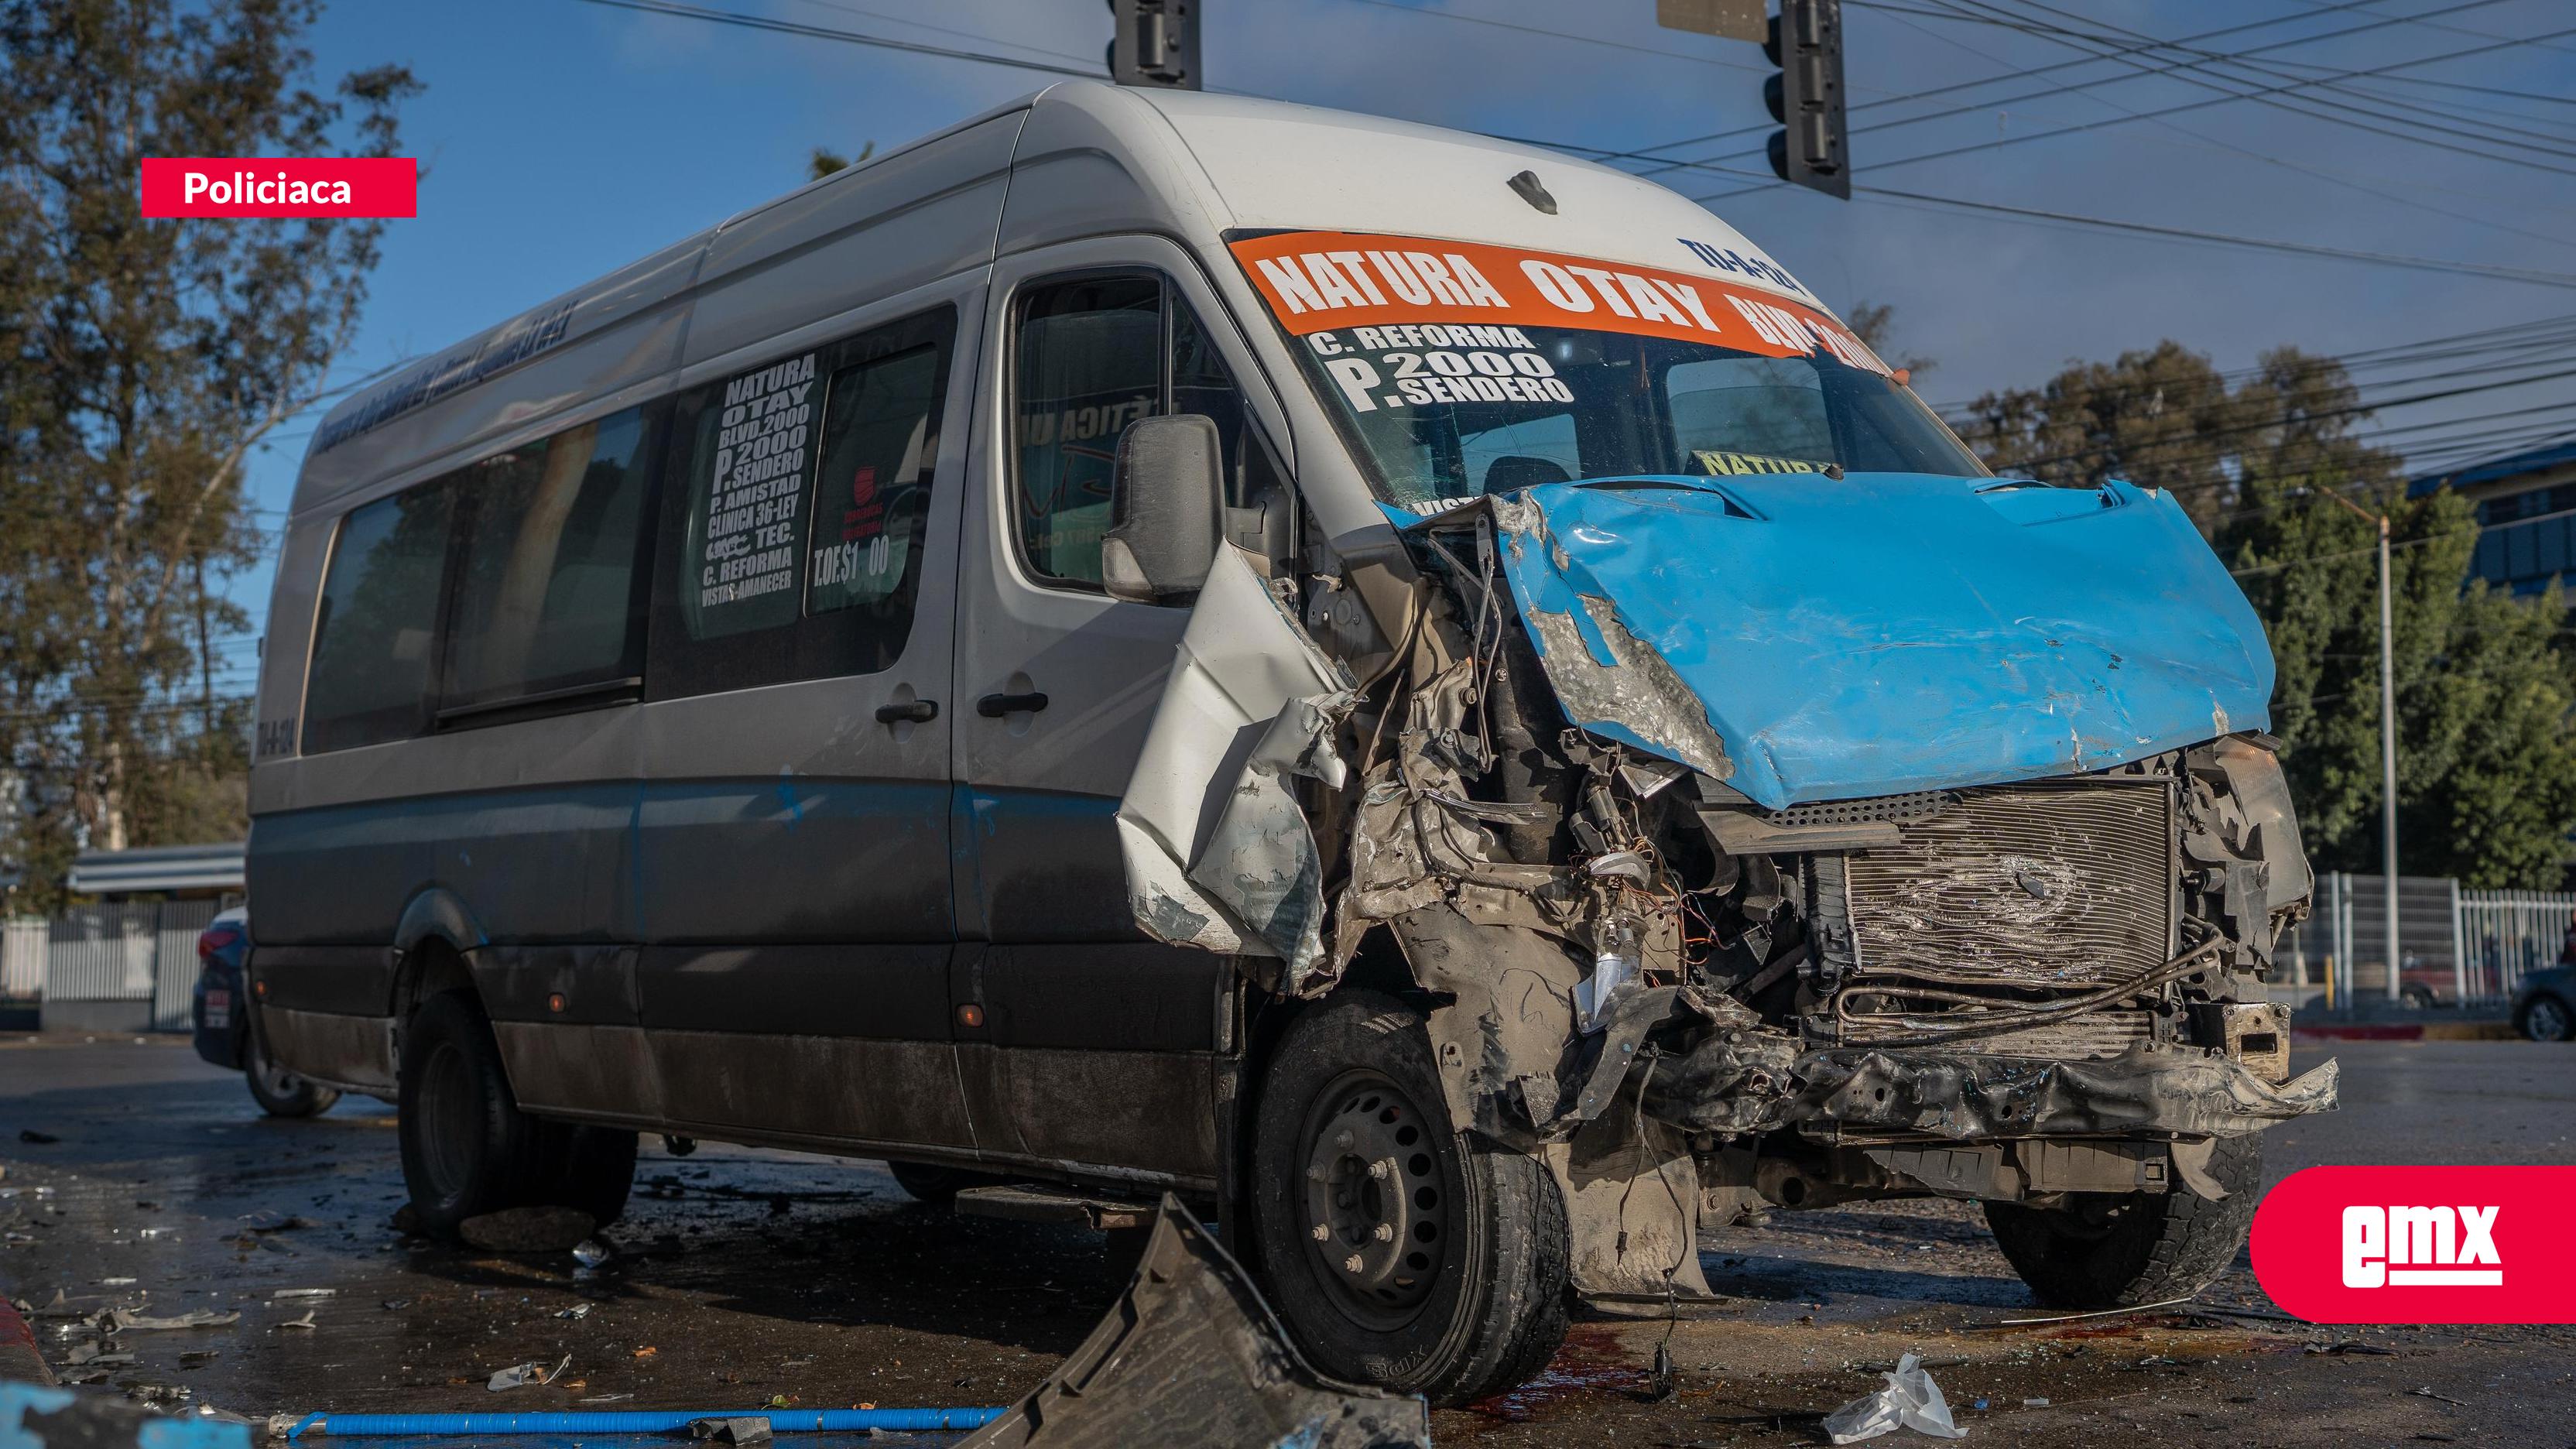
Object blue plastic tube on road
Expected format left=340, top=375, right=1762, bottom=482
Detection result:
left=283, top=1407, right=1007, bottom=1438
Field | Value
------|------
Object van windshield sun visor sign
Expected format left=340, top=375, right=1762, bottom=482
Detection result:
left=1226, top=229, right=1888, bottom=374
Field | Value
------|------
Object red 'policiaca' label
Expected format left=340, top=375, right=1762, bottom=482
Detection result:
left=139, top=158, right=416, bottom=218
left=2251, top=1165, right=2576, bottom=1323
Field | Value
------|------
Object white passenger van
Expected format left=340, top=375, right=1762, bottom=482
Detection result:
left=252, top=81, right=2328, bottom=1403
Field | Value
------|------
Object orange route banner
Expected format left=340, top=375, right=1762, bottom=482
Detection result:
left=1226, top=229, right=1887, bottom=375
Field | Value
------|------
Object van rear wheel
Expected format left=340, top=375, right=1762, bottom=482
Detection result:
left=245, top=1032, right=340, bottom=1118
left=1249, top=991, right=1569, bottom=1407
left=398, top=991, right=635, bottom=1237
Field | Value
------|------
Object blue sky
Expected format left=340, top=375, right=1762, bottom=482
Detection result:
left=212, top=0, right=2576, bottom=693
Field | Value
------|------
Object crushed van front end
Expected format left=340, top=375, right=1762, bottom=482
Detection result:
left=1122, top=465, right=2335, bottom=1329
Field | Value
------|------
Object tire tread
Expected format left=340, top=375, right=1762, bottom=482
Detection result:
left=1985, top=1136, right=2263, bottom=1308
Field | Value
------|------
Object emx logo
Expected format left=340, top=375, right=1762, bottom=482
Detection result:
left=2341, top=1204, right=2500, bottom=1287
left=2255, top=1166, right=2571, bottom=1322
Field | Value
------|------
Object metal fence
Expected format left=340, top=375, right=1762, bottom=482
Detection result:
left=2455, top=889, right=2576, bottom=1006
left=29, top=901, right=216, bottom=1031
left=1, top=918, right=45, bottom=999
left=2281, top=872, right=2576, bottom=1010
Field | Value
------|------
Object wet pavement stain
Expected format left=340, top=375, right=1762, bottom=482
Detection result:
left=5, top=1037, right=2576, bottom=1447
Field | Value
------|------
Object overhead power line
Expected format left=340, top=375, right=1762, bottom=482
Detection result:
left=1669, top=2, right=2576, bottom=194
left=1834, top=185, right=2576, bottom=291
left=1924, top=313, right=2576, bottom=416
left=1907, top=0, right=2576, bottom=174
left=565, top=0, right=1102, bottom=78
left=1618, top=0, right=2509, bottom=180
left=1852, top=0, right=2576, bottom=250
left=1585, top=0, right=2400, bottom=173
left=1343, top=0, right=1768, bottom=72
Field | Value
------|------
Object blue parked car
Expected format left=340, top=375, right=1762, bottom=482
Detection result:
left=191, top=907, right=338, bottom=1117
left=2514, top=964, right=2576, bottom=1043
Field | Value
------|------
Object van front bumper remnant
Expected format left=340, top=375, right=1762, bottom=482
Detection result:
left=1641, top=1036, right=2338, bottom=1142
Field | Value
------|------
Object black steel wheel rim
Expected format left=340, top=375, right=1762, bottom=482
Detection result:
left=1294, top=1067, right=1449, bottom=1331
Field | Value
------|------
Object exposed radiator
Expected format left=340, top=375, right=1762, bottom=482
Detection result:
left=1843, top=779, right=2175, bottom=992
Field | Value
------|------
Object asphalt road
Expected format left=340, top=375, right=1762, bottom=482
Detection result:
left=2, top=1036, right=2571, bottom=1447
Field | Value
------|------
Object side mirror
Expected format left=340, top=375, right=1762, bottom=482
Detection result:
left=1102, top=414, right=1223, bottom=604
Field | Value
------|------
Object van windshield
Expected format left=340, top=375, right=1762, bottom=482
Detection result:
left=1228, top=231, right=1988, bottom=514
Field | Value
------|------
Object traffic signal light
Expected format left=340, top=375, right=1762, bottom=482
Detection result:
left=1110, top=0, right=1201, bottom=90
left=1764, top=0, right=1849, bottom=198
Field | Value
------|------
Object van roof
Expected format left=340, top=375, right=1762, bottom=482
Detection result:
left=293, top=81, right=1795, bottom=517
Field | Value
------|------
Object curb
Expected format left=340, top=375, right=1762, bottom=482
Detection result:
left=0, top=1293, right=52, bottom=1386
left=2293, top=1020, right=2518, bottom=1043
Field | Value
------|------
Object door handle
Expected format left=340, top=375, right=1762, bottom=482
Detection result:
left=875, top=699, right=938, bottom=724
left=976, top=691, right=1050, bottom=718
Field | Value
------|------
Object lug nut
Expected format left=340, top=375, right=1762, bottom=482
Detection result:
left=1343, top=1254, right=1365, bottom=1273
left=1312, top=1222, right=1331, bottom=1241
left=1307, top=1164, right=1327, bottom=1182
left=1335, top=1129, right=1355, bottom=1149
left=1368, top=1159, right=1392, bottom=1180
left=1373, top=1223, right=1395, bottom=1242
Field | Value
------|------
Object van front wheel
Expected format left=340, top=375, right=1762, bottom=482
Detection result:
left=1249, top=992, right=1569, bottom=1407
left=398, top=991, right=635, bottom=1236
left=1983, top=1135, right=2262, bottom=1308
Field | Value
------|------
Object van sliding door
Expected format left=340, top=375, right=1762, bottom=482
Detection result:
left=632, top=296, right=975, bottom=1154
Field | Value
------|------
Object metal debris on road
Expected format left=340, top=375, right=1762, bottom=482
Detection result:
left=488, top=1355, right=574, bottom=1391
left=571, top=1239, right=611, bottom=1267
left=1968, top=1296, right=2197, bottom=1329
left=98, top=1307, right=241, bottom=1331
left=555, top=1304, right=591, bottom=1321
left=954, top=1194, right=1428, bottom=1449
left=2409, top=1386, right=2468, bottom=1406
left=1821, top=1353, right=1968, bottom=1444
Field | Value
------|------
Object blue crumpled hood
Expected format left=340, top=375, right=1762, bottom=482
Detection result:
left=1427, top=471, right=2272, bottom=810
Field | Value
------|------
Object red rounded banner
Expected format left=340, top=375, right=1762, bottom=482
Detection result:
left=140, top=157, right=416, bottom=218
left=2252, top=1165, right=2576, bottom=1323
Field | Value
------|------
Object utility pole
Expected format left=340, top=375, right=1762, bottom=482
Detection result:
left=1109, top=0, right=1200, bottom=90
left=194, top=552, right=215, bottom=747
left=2317, top=486, right=2403, bottom=1003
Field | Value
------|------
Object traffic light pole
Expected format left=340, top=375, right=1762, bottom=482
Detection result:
left=1111, top=0, right=1200, bottom=89
left=1764, top=0, right=1849, bottom=197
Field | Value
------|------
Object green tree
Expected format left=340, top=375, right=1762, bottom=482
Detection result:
left=1955, top=339, right=2245, bottom=530
left=0, top=0, right=417, bottom=902
left=1844, top=299, right=1934, bottom=382
left=1967, top=340, right=2576, bottom=888
left=807, top=139, right=874, bottom=180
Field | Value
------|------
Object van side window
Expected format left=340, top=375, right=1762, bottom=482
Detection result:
left=1013, top=277, right=1162, bottom=588
left=302, top=483, right=454, bottom=754
left=1011, top=276, right=1286, bottom=591
left=807, top=344, right=942, bottom=616
left=442, top=406, right=656, bottom=713
left=648, top=305, right=956, bottom=700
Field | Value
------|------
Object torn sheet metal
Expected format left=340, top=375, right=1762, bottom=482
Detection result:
left=1643, top=1036, right=2338, bottom=1140
left=1118, top=546, right=1354, bottom=981
left=958, top=1195, right=1430, bottom=1449
left=1449, top=471, right=2275, bottom=810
